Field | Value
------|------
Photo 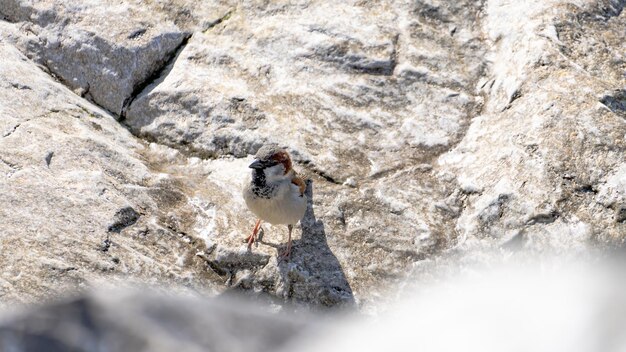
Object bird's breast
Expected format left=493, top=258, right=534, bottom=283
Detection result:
left=243, top=181, right=307, bottom=225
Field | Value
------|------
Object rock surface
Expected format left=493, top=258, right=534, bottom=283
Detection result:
left=0, top=0, right=231, bottom=115
left=0, top=23, right=217, bottom=305
left=1, top=259, right=625, bottom=352
left=0, top=0, right=624, bottom=310
left=440, top=0, right=626, bottom=252
left=0, top=290, right=311, bottom=352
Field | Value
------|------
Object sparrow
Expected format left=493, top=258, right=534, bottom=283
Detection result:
left=242, top=145, right=307, bottom=259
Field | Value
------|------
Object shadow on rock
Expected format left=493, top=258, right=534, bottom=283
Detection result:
left=275, top=181, right=355, bottom=308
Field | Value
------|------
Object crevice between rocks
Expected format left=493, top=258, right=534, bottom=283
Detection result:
left=202, top=8, right=234, bottom=32
left=119, top=32, right=192, bottom=121
left=2, top=123, right=21, bottom=138
left=311, top=169, right=342, bottom=185
left=119, top=9, right=234, bottom=121
left=0, top=157, right=20, bottom=171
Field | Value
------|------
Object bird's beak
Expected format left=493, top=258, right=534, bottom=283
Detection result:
left=249, top=159, right=264, bottom=169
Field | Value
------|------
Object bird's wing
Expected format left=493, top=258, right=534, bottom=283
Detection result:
left=291, top=174, right=306, bottom=196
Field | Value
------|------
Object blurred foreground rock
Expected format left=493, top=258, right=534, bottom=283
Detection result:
left=1, top=259, right=625, bottom=352
left=0, top=291, right=310, bottom=352
left=0, top=0, right=624, bottom=309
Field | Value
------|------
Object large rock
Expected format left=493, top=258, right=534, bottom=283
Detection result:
left=0, top=0, right=231, bottom=115
left=0, top=290, right=310, bottom=352
left=123, top=0, right=625, bottom=305
left=123, top=0, right=487, bottom=307
left=439, top=0, right=625, bottom=252
left=2, top=259, right=626, bottom=352
left=0, top=24, right=217, bottom=305
left=125, top=0, right=486, bottom=181
left=0, top=0, right=624, bottom=311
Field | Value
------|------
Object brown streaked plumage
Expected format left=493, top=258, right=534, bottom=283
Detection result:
left=271, top=151, right=292, bottom=174
left=291, top=175, right=306, bottom=196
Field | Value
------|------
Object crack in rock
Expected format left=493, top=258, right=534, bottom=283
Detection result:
left=600, top=90, right=626, bottom=119
left=119, top=33, right=193, bottom=121
left=202, top=9, right=234, bottom=32
left=44, top=151, right=54, bottom=167
left=0, top=157, right=20, bottom=171
left=120, top=10, right=235, bottom=121
left=2, top=123, right=20, bottom=137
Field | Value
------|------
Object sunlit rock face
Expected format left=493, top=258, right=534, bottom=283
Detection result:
left=0, top=25, right=219, bottom=305
left=440, top=0, right=626, bottom=250
left=0, top=0, right=624, bottom=309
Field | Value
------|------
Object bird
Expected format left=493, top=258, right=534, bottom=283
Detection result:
left=242, top=145, right=307, bottom=259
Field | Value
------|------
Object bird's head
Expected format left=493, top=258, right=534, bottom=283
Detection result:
left=249, top=145, right=293, bottom=181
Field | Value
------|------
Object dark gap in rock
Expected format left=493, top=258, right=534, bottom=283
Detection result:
left=600, top=90, right=626, bottom=118
left=2, top=123, right=20, bottom=138
left=527, top=211, right=560, bottom=225
left=616, top=206, right=626, bottom=223
left=0, top=156, right=20, bottom=171
left=127, top=28, right=147, bottom=40
left=100, top=236, right=112, bottom=252
left=107, top=206, right=141, bottom=233
left=202, top=9, right=234, bottom=31
left=45, top=151, right=54, bottom=167
left=574, top=184, right=598, bottom=194
left=119, top=9, right=235, bottom=122
left=311, top=168, right=341, bottom=185
left=119, top=32, right=192, bottom=121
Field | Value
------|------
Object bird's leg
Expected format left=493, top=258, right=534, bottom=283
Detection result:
left=280, top=224, right=293, bottom=259
left=246, top=219, right=262, bottom=249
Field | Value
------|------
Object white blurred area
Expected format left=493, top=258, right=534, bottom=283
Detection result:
left=292, top=256, right=626, bottom=352
left=2, top=255, right=626, bottom=352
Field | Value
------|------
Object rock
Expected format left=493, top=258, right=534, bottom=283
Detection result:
left=1, top=258, right=626, bottom=352
left=438, top=0, right=626, bottom=250
left=0, top=0, right=230, bottom=115
left=0, top=290, right=310, bottom=352
left=125, top=0, right=485, bottom=181
left=123, top=0, right=486, bottom=306
left=0, top=27, right=216, bottom=305
left=0, top=0, right=624, bottom=311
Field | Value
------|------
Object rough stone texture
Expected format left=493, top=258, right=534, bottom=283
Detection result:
left=125, top=0, right=486, bottom=178
left=0, top=0, right=231, bottom=115
left=439, top=0, right=626, bottom=252
left=124, top=0, right=488, bottom=306
left=0, top=24, right=218, bottom=305
left=0, top=0, right=624, bottom=311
